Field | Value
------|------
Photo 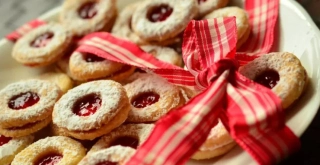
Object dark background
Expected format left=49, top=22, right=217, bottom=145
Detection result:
left=0, top=0, right=320, bottom=164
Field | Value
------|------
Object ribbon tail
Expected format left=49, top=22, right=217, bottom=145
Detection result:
left=125, top=71, right=230, bottom=165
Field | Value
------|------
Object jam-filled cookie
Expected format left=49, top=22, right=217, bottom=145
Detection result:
left=88, top=124, right=154, bottom=154
left=203, top=6, right=250, bottom=49
left=141, top=45, right=183, bottom=67
left=12, top=23, right=72, bottom=67
left=239, top=52, right=308, bottom=109
left=79, top=146, right=135, bottom=165
left=124, top=73, right=185, bottom=123
left=192, top=121, right=236, bottom=160
left=11, top=136, right=86, bottom=165
left=0, top=134, right=33, bottom=165
left=69, top=52, right=124, bottom=81
left=0, top=79, right=62, bottom=137
left=52, top=80, right=131, bottom=140
left=112, top=2, right=181, bottom=46
left=131, top=0, right=198, bottom=42
left=36, top=72, right=74, bottom=94
left=198, top=0, right=229, bottom=17
left=60, top=0, right=117, bottom=37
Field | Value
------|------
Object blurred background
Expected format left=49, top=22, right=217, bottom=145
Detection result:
left=0, top=0, right=320, bottom=164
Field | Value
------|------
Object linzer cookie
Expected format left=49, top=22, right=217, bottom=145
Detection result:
left=141, top=45, right=183, bottom=67
left=11, top=23, right=72, bottom=67
left=198, top=0, right=229, bottom=17
left=124, top=73, right=185, bottom=123
left=79, top=146, right=135, bottom=165
left=131, top=0, right=198, bottom=42
left=11, top=136, right=86, bottom=165
left=0, top=79, right=62, bottom=137
left=112, top=2, right=181, bottom=46
left=60, top=0, right=117, bottom=37
left=52, top=80, right=131, bottom=140
left=192, top=121, right=236, bottom=160
left=88, top=124, right=154, bottom=154
left=0, top=134, right=33, bottom=165
left=239, top=52, right=308, bottom=109
left=203, top=6, right=250, bottom=48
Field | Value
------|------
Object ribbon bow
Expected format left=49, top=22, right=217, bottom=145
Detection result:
left=75, top=17, right=299, bottom=165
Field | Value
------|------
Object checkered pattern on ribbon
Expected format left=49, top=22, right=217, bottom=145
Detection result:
left=75, top=17, right=299, bottom=165
left=6, top=19, right=46, bottom=42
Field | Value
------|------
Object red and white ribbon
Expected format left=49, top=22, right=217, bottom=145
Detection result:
left=75, top=18, right=299, bottom=165
left=6, top=19, right=46, bottom=42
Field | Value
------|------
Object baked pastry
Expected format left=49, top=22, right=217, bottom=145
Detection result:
left=112, top=2, right=181, bottom=46
left=124, top=73, right=185, bottom=122
left=239, top=52, right=308, bottom=109
left=36, top=72, right=74, bottom=94
left=0, top=134, right=33, bottom=165
left=60, top=0, right=117, bottom=37
left=69, top=52, right=124, bottom=81
left=52, top=80, right=131, bottom=140
left=192, top=121, right=236, bottom=160
left=0, top=79, right=62, bottom=137
left=11, top=136, right=86, bottom=165
left=203, top=6, right=250, bottom=49
left=198, top=0, right=229, bottom=17
left=141, top=45, right=183, bottom=67
left=131, top=0, right=198, bottom=42
left=78, top=146, right=135, bottom=165
left=12, top=23, right=72, bottom=67
left=88, top=124, right=154, bottom=154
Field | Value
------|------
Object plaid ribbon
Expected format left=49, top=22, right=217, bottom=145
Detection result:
left=7, top=0, right=300, bottom=164
left=6, top=19, right=46, bottom=42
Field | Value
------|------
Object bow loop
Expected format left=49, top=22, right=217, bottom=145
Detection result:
left=195, top=58, right=239, bottom=90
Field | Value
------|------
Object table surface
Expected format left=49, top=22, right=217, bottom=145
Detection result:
left=0, top=0, right=319, bottom=164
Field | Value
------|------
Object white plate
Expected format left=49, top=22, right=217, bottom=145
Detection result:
left=0, top=0, right=319, bottom=164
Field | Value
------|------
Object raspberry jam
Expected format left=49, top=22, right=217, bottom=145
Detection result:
left=78, top=2, right=97, bottom=19
left=96, top=161, right=118, bottom=165
left=84, top=53, right=105, bottom=62
left=8, top=92, right=40, bottom=110
left=132, top=92, right=160, bottom=108
left=198, top=0, right=207, bottom=4
left=31, top=32, right=54, bottom=48
left=148, top=5, right=173, bottom=22
left=73, top=94, right=101, bottom=116
left=110, top=136, right=139, bottom=149
left=35, top=154, right=62, bottom=165
left=0, top=135, right=11, bottom=146
left=254, top=70, right=280, bottom=89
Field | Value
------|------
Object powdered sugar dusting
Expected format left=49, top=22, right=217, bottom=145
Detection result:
left=124, top=73, right=182, bottom=122
left=0, top=79, right=61, bottom=127
left=0, top=135, right=33, bottom=160
left=239, top=52, right=307, bottom=108
left=89, top=124, right=154, bottom=154
left=79, top=146, right=135, bottom=165
left=141, top=45, right=183, bottom=67
left=198, top=0, right=229, bottom=17
left=132, top=0, right=198, bottom=41
left=53, top=80, right=126, bottom=131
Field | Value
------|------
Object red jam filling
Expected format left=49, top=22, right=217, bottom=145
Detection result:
left=147, top=5, right=173, bottom=22
left=78, top=2, right=97, bottom=19
left=8, top=92, right=40, bottom=110
left=198, top=0, right=207, bottom=4
left=31, top=32, right=54, bottom=48
left=96, top=161, right=118, bottom=165
left=132, top=92, right=160, bottom=108
left=35, top=154, right=62, bottom=165
left=110, top=136, right=139, bottom=149
left=84, top=53, right=105, bottom=62
left=73, top=94, right=101, bottom=116
left=254, top=70, right=280, bottom=89
left=0, top=135, right=11, bottom=146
